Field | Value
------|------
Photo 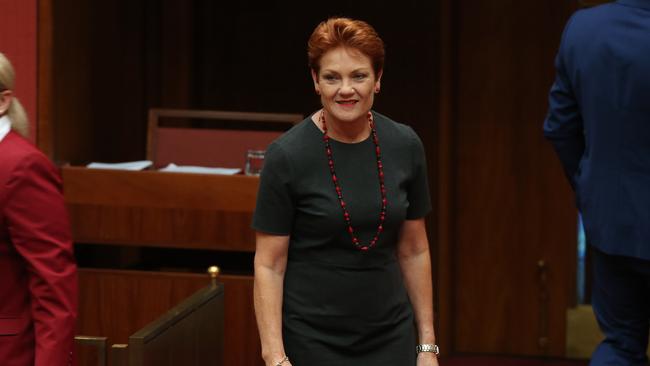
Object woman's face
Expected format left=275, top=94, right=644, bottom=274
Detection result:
left=312, top=46, right=382, bottom=126
left=0, top=90, right=12, bottom=116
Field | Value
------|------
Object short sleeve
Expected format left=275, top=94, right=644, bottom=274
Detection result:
left=405, top=128, right=432, bottom=219
left=252, top=142, right=295, bottom=235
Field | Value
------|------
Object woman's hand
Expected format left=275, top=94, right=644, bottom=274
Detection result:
left=417, top=352, right=440, bottom=366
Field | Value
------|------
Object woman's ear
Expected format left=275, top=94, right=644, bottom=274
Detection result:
left=374, top=70, right=383, bottom=94
left=311, top=69, right=321, bottom=95
left=0, top=90, right=13, bottom=116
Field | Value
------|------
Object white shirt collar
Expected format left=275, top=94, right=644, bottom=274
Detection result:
left=0, top=115, right=11, bottom=142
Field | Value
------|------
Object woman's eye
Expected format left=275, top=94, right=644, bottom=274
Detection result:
left=323, top=74, right=339, bottom=82
left=353, top=74, right=368, bottom=80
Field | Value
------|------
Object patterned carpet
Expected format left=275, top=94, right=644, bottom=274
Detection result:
left=443, top=355, right=589, bottom=366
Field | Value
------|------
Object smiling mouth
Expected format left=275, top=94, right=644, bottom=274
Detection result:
left=336, top=100, right=358, bottom=106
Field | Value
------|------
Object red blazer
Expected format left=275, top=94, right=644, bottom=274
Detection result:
left=0, top=131, right=77, bottom=366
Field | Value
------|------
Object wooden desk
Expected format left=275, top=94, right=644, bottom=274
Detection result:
left=63, top=166, right=258, bottom=252
left=63, top=167, right=263, bottom=366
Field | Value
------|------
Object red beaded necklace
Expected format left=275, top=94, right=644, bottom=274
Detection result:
left=320, top=110, right=387, bottom=251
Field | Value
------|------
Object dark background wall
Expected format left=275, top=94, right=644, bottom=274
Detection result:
left=42, top=0, right=586, bottom=358
left=50, top=0, right=438, bottom=167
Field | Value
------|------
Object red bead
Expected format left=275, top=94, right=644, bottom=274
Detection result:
left=320, top=109, right=387, bottom=252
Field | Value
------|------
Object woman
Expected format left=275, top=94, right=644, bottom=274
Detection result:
left=0, top=52, right=77, bottom=366
left=253, top=18, right=439, bottom=366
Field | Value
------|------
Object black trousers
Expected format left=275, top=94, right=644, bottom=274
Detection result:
left=590, top=247, right=650, bottom=366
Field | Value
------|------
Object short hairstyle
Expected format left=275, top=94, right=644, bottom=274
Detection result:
left=308, top=17, right=385, bottom=76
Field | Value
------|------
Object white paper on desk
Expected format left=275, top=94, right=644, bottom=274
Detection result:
left=159, top=163, right=241, bottom=175
left=87, top=160, right=153, bottom=171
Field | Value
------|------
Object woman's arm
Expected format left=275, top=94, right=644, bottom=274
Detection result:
left=254, top=232, right=292, bottom=366
left=397, top=218, right=439, bottom=365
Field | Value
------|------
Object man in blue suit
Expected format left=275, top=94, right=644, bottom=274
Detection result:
left=544, top=1, right=650, bottom=365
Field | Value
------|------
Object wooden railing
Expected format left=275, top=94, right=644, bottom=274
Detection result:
left=76, top=268, right=224, bottom=366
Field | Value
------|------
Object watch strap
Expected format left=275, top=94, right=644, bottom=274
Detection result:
left=416, top=343, right=440, bottom=355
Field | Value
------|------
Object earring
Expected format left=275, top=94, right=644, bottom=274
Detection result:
left=316, top=89, right=321, bottom=95
left=374, top=88, right=380, bottom=94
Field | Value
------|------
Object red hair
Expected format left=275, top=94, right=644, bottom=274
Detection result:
left=308, top=17, right=385, bottom=76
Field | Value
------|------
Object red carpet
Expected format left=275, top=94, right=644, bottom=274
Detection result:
left=443, top=355, right=589, bottom=366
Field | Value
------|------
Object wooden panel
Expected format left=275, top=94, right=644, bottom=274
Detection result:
left=68, top=205, right=254, bottom=251
left=437, top=0, right=455, bottom=354
left=49, top=0, right=150, bottom=164
left=37, top=0, right=54, bottom=156
left=63, top=167, right=258, bottom=251
left=222, top=275, right=262, bottom=366
left=451, top=1, right=578, bottom=357
left=49, top=0, right=93, bottom=163
left=63, top=167, right=258, bottom=211
left=110, top=345, right=129, bottom=366
left=128, top=283, right=224, bottom=366
left=75, top=336, right=107, bottom=366
left=77, top=269, right=262, bottom=366
left=77, top=269, right=207, bottom=344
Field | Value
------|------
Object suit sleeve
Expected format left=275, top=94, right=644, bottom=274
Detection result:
left=4, top=151, right=77, bottom=366
left=543, top=14, right=585, bottom=190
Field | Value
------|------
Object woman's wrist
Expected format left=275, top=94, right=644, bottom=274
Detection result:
left=271, top=355, right=290, bottom=366
left=262, top=350, right=286, bottom=364
left=418, top=326, right=436, bottom=344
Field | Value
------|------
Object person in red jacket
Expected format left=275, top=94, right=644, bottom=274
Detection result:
left=0, top=52, right=77, bottom=366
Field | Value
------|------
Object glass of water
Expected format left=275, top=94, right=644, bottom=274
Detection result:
left=245, top=149, right=265, bottom=176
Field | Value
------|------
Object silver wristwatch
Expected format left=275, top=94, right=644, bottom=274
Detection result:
left=416, top=343, right=440, bottom=355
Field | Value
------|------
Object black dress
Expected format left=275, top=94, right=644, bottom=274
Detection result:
left=252, top=111, right=431, bottom=366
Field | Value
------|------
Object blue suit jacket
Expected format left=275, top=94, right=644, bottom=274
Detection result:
left=544, top=0, right=650, bottom=260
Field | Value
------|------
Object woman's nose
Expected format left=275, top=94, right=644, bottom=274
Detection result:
left=339, top=80, right=355, bottom=95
